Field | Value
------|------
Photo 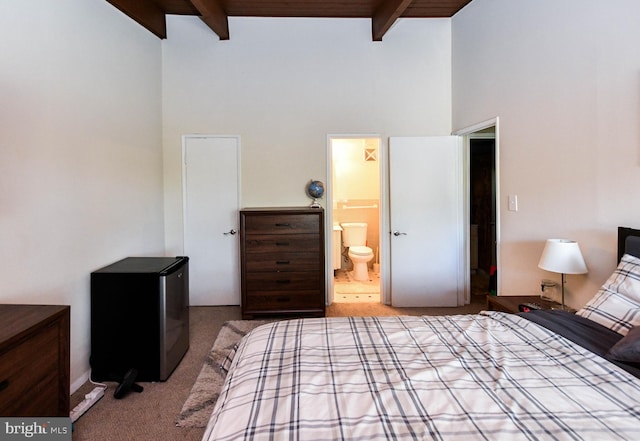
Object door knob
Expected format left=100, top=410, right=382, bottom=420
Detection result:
left=224, top=229, right=237, bottom=235
left=393, top=231, right=407, bottom=236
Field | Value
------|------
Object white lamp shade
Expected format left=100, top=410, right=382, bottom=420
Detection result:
left=538, top=239, right=588, bottom=274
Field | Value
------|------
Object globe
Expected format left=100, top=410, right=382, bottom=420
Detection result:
left=306, top=180, right=325, bottom=207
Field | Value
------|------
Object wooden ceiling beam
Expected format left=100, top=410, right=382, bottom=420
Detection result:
left=189, top=0, right=230, bottom=40
left=106, top=0, right=167, bottom=39
left=372, top=0, right=414, bottom=41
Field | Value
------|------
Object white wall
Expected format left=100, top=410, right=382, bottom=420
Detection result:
left=0, top=1, right=164, bottom=391
left=162, top=17, right=453, bottom=254
left=452, top=0, right=640, bottom=307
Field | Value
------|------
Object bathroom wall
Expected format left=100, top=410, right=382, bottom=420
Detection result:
left=332, top=138, right=381, bottom=269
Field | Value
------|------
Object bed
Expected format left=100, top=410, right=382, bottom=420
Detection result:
left=203, top=228, right=640, bottom=440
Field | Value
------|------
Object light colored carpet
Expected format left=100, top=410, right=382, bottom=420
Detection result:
left=176, top=320, right=273, bottom=428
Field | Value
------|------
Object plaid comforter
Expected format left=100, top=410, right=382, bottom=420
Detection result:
left=202, top=312, right=640, bottom=440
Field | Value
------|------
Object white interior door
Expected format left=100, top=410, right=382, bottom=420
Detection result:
left=389, top=136, right=463, bottom=307
left=183, top=136, right=240, bottom=305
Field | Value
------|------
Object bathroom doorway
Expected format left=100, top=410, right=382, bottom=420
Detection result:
left=328, top=136, right=382, bottom=304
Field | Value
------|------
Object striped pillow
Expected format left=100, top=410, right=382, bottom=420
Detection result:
left=577, top=253, right=640, bottom=336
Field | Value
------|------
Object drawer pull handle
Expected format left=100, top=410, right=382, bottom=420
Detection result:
left=275, top=242, right=290, bottom=246
left=0, top=380, right=8, bottom=392
left=276, top=297, right=290, bottom=302
left=276, top=260, right=290, bottom=265
left=276, top=280, right=291, bottom=284
left=275, top=223, right=291, bottom=227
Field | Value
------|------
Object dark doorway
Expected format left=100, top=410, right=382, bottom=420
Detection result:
left=470, top=138, right=496, bottom=296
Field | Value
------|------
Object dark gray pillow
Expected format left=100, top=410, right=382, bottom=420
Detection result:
left=607, top=326, right=640, bottom=363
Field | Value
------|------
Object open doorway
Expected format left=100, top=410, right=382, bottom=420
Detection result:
left=454, top=119, right=500, bottom=303
left=469, top=132, right=497, bottom=298
left=328, top=136, right=382, bottom=304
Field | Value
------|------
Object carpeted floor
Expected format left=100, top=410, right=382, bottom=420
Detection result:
left=70, top=298, right=486, bottom=440
left=176, top=319, right=275, bottom=428
left=70, top=306, right=241, bottom=441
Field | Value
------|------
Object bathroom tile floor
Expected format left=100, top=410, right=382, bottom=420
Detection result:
left=333, top=269, right=380, bottom=303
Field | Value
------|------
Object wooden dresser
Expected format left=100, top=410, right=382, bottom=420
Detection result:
left=0, top=304, right=70, bottom=417
left=240, top=207, right=325, bottom=319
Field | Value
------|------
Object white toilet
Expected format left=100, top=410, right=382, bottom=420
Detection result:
left=341, top=222, right=374, bottom=281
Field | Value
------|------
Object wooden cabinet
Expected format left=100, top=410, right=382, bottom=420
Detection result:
left=0, top=304, right=70, bottom=417
left=241, top=207, right=325, bottom=319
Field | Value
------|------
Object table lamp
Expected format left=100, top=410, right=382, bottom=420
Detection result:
left=538, top=239, right=588, bottom=310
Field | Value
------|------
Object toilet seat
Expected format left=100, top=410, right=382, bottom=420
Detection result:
left=346, top=246, right=374, bottom=281
left=349, top=246, right=373, bottom=256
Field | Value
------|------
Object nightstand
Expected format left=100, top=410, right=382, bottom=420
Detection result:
left=486, top=295, right=569, bottom=314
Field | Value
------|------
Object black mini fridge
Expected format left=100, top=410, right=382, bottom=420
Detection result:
left=90, top=256, right=189, bottom=382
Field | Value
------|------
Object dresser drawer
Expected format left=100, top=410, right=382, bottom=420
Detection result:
left=245, top=234, right=320, bottom=253
left=243, top=214, right=319, bottom=235
left=245, top=271, right=320, bottom=291
left=245, top=252, right=320, bottom=272
left=240, top=208, right=325, bottom=319
left=0, top=323, right=59, bottom=416
left=245, top=290, right=323, bottom=311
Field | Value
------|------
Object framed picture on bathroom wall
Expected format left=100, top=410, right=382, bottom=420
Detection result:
left=365, top=148, right=377, bottom=161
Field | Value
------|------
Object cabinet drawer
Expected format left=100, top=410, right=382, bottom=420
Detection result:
left=244, top=234, right=320, bottom=253
left=243, top=214, right=319, bottom=235
left=0, top=323, right=59, bottom=416
left=245, top=272, right=320, bottom=291
left=245, top=252, right=320, bottom=272
left=245, top=290, right=323, bottom=311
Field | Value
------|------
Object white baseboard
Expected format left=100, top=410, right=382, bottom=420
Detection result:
left=71, top=369, right=92, bottom=394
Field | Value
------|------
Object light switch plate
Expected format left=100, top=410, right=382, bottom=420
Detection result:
left=508, top=195, right=518, bottom=212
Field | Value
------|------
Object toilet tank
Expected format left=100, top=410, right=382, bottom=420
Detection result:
left=341, top=222, right=368, bottom=247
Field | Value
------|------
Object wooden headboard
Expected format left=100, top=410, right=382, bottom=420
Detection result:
left=618, top=226, right=640, bottom=262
